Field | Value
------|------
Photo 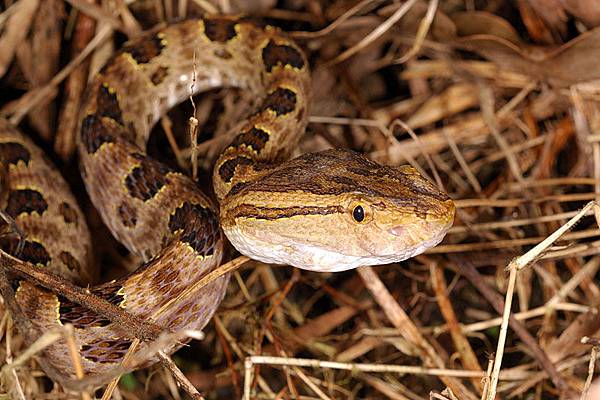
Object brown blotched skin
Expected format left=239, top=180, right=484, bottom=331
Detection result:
left=0, top=17, right=309, bottom=384
left=0, top=120, right=92, bottom=285
left=1, top=16, right=454, bottom=386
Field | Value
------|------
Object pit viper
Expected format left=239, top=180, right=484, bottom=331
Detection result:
left=0, top=16, right=455, bottom=386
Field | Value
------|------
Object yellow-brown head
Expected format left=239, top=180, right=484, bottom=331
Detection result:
left=221, top=149, right=455, bottom=272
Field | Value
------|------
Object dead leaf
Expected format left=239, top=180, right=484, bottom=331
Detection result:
left=0, top=0, right=39, bottom=78
left=528, top=0, right=600, bottom=30
left=451, top=11, right=522, bottom=44
left=378, top=0, right=456, bottom=42
left=28, top=0, right=64, bottom=140
left=406, top=83, right=479, bottom=129
left=453, top=12, right=600, bottom=86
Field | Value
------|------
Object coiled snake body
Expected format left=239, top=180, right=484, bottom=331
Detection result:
left=0, top=17, right=455, bottom=385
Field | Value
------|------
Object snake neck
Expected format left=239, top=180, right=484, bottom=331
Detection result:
left=208, top=25, right=311, bottom=201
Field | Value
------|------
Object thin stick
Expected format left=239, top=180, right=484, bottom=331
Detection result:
left=513, top=201, right=599, bottom=270
left=429, top=227, right=600, bottom=253
left=485, top=261, right=517, bottom=400
left=580, top=341, right=598, bottom=400
left=189, top=51, right=199, bottom=180
left=481, top=358, right=493, bottom=400
left=456, top=259, right=571, bottom=395
left=291, top=365, right=331, bottom=400
left=244, top=356, right=530, bottom=379
left=101, top=338, right=140, bottom=400
left=6, top=24, right=112, bottom=124
left=479, top=84, right=524, bottom=184
left=159, top=351, right=205, bottom=400
left=63, top=324, right=92, bottom=400
left=0, top=250, right=163, bottom=341
left=427, top=302, right=591, bottom=336
left=449, top=210, right=580, bottom=233
left=0, top=329, right=62, bottom=372
left=291, top=0, right=384, bottom=39
left=357, top=266, right=478, bottom=400
left=326, top=0, right=418, bottom=65
left=160, top=116, right=186, bottom=169
left=456, top=191, right=599, bottom=208
left=394, top=0, right=438, bottom=63
left=431, top=263, right=483, bottom=391
left=389, top=118, right=444, bottom=190
left=454, top=204, right=600, bottom=399
left=189, top=117, right=199, bottom=180
left=153, top=256, right=248, bottom=321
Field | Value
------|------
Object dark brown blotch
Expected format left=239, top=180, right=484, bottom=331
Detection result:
left=261, top=87, right=297, bottom=116
left=218, top=156, right=253, bottom=183
left=124, top=33, right=165, bottom=64
left=168, top=202, right=219, bottom=257
left=0, top=142, right=30, bottom=166
left=6, top=189, right=48, bottom=217
left=1, top=238, right=19, bottom=260
left=150, top=65, right=169, bottom=85
left=96, top=84, right=123, bottom=124
left=59, top=202, right=78, bottom=224
left=80, top=114, right=115, bottom=154
left=0, top=237, right=50, bottom=266
left=10, top=279, right=22, bottom=293
left=296, top=106, right=306, bottom=122
left=262, top=40, right=305, bottom=72
left=125, top=158, right=170, bottom=201
left=118, top=201, right=137, bottom=227
left=230, top=127, right=270, bottom=153
left=203, top=18, right=237, bottom=42
left=19, top=240, right=51, bottom=266
left=59, top=251, right=81, bottom=272
left=228, top=182, right=250, bottom=197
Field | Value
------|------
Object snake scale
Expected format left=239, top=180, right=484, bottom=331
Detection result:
left=0, top=17, right=455, bottom=385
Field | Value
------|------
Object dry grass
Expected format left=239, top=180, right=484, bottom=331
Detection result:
left=2, top=0, right=600, bottom=399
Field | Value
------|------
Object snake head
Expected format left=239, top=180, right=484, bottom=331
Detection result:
left=221, top=149, right=455, bottom=272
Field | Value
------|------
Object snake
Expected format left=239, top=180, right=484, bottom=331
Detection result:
left=0, top=17, right=455, bottom=386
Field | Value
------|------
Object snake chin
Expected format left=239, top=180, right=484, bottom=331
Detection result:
left=223, top=216, right=453, bottom=272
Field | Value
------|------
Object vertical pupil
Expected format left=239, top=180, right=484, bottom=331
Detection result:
left=353, top=206, right=364, bottom=222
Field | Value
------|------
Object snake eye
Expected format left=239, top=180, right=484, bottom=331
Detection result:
left=349, top=201, right=371, bottom=224
left=352, top=205, right=365, bottom=222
